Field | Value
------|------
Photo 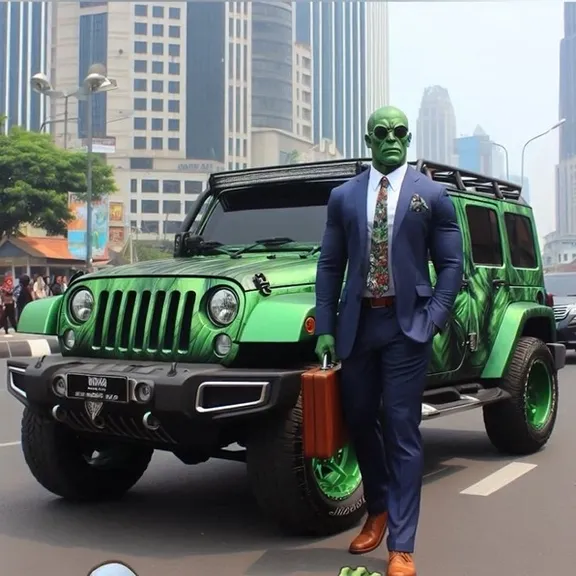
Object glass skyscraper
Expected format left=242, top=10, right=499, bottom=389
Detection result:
left=295, top=1, right=389, bottom=158
left=0, top=1, right=50, bottom=132
left=559, top=1, right=576, bottom=162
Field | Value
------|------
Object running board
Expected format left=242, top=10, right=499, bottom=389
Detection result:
left=421, top=386, right=510, bottom=420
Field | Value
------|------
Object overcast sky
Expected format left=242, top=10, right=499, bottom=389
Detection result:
left=388, top=0, right=564, bottom=243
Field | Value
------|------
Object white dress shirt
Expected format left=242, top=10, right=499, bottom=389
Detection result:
left=363, top=162, right=408, bottom=298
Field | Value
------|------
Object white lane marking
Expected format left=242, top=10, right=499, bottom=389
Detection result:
left=0, top=441, right=20, bottom=448
left=28, top=339, right=51, bottom=357
left=460, top=462, right=537, bottom=496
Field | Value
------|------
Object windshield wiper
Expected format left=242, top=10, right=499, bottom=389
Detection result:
left=299, top=245, right=321, bottom=259
left=184, top=235, right=234, bottom=256
left=230, top=237, right=296, bottom=259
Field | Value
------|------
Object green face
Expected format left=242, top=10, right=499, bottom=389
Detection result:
left=364, top=106, right=412, bottom=174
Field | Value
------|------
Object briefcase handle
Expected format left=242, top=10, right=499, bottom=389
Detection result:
left=321, top=352, right=333, bottom=371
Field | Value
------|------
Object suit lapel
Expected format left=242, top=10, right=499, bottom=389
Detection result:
left=354, top=169, right=370, bottom=259
left=393, top=165, right=420, bottom=242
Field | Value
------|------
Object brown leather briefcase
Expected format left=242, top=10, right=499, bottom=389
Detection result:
left=301, top=355, right=347, bottom=460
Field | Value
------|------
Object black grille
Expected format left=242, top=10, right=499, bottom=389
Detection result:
left=92, top=290, right=196, bottom=353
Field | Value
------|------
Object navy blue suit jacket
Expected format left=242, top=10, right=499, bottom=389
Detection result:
left=315, top=165, right=464, bottom=360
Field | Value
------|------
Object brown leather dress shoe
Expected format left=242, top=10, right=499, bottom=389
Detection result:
left=387, top=552, right=416, bottom=576
left=348, top=512, right=388, bottom=554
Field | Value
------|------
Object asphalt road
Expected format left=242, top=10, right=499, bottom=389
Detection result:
left=0, top=355, right=575, bottom=576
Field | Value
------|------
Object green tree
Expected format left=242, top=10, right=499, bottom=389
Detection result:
left=0, top=125, right=117, bottom=238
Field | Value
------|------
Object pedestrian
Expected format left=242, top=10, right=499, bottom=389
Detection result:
left=0, top=272, right=17, bottom=333
left=50, top=275, right=63, bottom=296
left=16, top=274, right=34, bottom=319
left=314, top=106, right=463, bottom=576
left=61, top=275, right=69, bottom=292
left=33, top=275, right=48, bottom=299
left=44, top=276, right=53, bottom=296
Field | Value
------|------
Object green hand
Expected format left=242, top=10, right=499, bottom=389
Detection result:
left=315, top=334, right=336, bottom=364
left=338, top=567, right=383, bottom=576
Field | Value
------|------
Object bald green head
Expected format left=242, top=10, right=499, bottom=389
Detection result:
left=364, top=106, right=412, bottom=174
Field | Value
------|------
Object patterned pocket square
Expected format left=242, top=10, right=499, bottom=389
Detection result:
left=409, top=194, right=429, bottom=212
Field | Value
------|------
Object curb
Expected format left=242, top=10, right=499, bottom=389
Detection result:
left=0, top=337, right=60, bottom=359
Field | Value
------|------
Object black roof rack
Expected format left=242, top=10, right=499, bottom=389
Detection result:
left=207, top=158, right=369, bottom=190
left=413, top=159, right=522, bottom=201
left=206, top=157, right=523, bottom=202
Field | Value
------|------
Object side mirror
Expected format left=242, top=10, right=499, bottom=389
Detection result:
left=88, top=562, right=138, bottom=576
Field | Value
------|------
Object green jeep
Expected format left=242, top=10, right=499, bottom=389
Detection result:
left=7, top=159, right=565, bottom=536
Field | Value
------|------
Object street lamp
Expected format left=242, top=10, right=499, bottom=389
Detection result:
left=30, top=73, right=78, bottom=149
left=520, top=118, right=566, bottom=187
left=82, top=64, right=118, bottom=270
left=30, top=65, right=118, bottom=270
left=491, top=141, right=509, bottom=180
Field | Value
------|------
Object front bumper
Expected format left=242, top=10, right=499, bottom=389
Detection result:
left=7, top=355, right=303, bottom=447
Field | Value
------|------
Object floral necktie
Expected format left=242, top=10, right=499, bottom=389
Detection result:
left=366, top=176, right=390, bottom=297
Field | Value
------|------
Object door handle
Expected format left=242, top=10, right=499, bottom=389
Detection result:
left=492, top=279, right=508, bottom=288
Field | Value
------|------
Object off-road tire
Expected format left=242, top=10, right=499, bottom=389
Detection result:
left=483, top=336, right=558, bottom=455
left=246, top=395, right=365, bottom=536
left=21, top=408, right=153, bottom=501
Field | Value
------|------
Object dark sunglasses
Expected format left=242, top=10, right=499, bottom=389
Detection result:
left=372, top=125, right=409, bottom=140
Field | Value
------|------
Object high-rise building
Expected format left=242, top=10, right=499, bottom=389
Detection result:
left=455, top=126, right=494, bottom=176
left=556, top=2, right=576, bottom=236
left=0, top=2, right=51, bottom=132
left=294, top=2, right=389, bottom=158
left=293, top=42, right=312, bottom=142
left=50, top=1, right=251, bottom=240
left=251, top=1, right=293, bottom=132
left=416, top=86, right=457, bottom=165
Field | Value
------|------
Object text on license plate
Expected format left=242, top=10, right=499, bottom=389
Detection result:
left=66, top=373, right=129, bottom=403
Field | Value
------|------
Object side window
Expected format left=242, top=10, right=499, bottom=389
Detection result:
left=465, top=205, right=503, bottom=266
left=504, top=213, right=537, bottom=268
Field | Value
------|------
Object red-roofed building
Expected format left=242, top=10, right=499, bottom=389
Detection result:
left=0, top=236, right=108, bottom=280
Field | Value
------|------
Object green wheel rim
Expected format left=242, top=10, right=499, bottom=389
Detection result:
left=525, top=359, right=554, bottom=430
left=312, top=444, right=362, bottom=500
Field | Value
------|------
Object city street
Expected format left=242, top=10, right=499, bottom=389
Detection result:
left=0, top=357, right=574, bottom=576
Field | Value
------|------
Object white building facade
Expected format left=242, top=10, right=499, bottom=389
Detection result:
left=50, top=1, right=251, bottom=241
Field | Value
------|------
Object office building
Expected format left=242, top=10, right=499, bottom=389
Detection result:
left=251, top=1, right=293, bottom=132
left=0, top=2, right=51, bottom=132
left=295, top=2, right=389, bottom=158
left=556, top=2, right=576, bottom=236
left=293, top=42, right=312, bottom=142
left=455, top=126, right=495, bottom=176
left=50, top=1, right=250, bottom=241
left=416, top=85, right=457, bottom=165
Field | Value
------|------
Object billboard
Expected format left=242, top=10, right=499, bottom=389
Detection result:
left=68, top=194, right=109, bottom=261
left=109, top=201, right=124, bottom=224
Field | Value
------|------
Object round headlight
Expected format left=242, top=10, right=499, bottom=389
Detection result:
left=207, top=288, right=238, bottom=326
left=70, top=289, right=94, bottom=322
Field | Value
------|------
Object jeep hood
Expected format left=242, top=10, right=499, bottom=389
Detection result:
left=83, top=256, right=318, bottom=291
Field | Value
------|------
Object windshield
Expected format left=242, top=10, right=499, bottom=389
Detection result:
left=544, top=273, right=576, bottom=297
left=194, top=182, right=332, bottom=245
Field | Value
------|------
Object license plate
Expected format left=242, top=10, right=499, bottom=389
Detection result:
left=66, top=373, right=129, bottom=403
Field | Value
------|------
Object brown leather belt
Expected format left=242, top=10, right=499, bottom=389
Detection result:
left=362, top=296, right=395, bottom=308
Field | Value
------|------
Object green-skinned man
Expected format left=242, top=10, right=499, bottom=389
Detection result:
left=314, top=106, right=463, bottom=576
